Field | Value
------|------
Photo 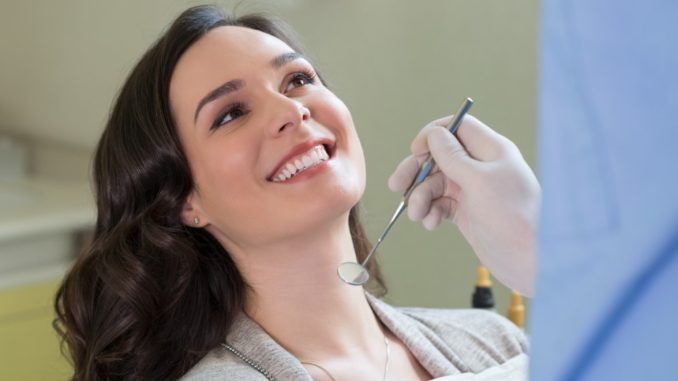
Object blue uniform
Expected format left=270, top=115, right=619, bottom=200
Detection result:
left=533, top=0, right=678, bottom=379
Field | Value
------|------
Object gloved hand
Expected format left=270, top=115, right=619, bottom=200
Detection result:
left=388, top=115, right=540, bottom=296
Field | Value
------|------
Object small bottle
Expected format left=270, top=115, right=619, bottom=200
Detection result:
left=507, top=291, right=525, bottom=328
left=471, top=266, right=495, bottom=309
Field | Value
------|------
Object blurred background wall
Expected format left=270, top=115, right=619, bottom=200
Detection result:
left=0, top=0, right=538, bottom=378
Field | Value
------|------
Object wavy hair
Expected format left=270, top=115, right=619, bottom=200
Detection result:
left=54, top=5, right=384, bottom=381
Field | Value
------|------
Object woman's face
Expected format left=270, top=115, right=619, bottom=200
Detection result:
left=170, top=26, right=366, bottom=251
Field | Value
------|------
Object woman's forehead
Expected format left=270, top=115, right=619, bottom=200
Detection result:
left=181, top=25, right=294, bottom=70
left=170, top=25, right=297, bottom=124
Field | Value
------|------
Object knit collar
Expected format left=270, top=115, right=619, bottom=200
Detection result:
left=224, top=293, right=460, bottom=380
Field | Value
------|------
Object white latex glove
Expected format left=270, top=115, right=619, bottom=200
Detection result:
left=388, top=115, right=540, bottom=296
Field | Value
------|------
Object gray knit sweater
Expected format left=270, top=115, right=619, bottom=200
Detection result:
left=180, top=294, right=528, bottom=380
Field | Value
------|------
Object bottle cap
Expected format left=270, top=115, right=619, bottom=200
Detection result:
left=507, top=291, right=525, bottom=328
left=476, top=266, right=492, bottom=288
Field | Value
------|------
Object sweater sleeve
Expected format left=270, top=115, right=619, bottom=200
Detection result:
left=400, top=307, right=528, bottom=373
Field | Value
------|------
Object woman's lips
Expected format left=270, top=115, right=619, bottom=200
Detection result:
left=270, top=145, right=330, bottom=182
left=273, top=158, right=331, bottom=184
left=267, top=139, right=335, bottom=181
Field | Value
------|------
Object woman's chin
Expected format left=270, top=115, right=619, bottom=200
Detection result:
left=273, top=197, right=358, bottom=240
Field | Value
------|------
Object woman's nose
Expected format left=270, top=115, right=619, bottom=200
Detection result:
left=268, top=95, right=310, bottom=136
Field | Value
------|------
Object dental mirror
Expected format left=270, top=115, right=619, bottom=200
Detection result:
left=337, top=98, right=474, bottom=286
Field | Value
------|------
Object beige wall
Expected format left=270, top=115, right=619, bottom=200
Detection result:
left=0, top=0, right=539, bottom=313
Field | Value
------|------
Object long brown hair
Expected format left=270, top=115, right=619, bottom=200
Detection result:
left=54, top=5, right=384, bottom=381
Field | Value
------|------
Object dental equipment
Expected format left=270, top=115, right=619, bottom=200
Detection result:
left=337, top=97, right=474, bottom=286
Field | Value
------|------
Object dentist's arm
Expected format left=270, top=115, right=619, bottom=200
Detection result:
left=388, top=115, right=540, bottom=296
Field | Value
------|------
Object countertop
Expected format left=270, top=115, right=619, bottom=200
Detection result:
left=0, top=178, right=95, bottom=241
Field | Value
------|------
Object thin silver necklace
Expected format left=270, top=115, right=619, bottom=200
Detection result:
left=300, top=334, right=390, bottom=381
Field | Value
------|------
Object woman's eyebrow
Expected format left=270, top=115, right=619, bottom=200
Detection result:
left=270, top=51, right=305, bottom=69
left=193, top=52, right=306, bottom=125
left=194, top=79, right=244, bottom=124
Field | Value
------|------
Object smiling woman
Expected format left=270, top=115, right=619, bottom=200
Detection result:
left=53, top=7, right=382, bottom=380
left=171, top=24, right=367, bottom=255
left=53, top=5, right=527, bottom=381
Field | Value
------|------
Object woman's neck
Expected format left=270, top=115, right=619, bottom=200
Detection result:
left=229, top=216, right=386, bottom=362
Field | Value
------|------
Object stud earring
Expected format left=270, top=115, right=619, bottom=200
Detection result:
left=193, top=217, right=200, bottom=225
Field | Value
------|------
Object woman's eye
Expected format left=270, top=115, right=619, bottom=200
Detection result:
left=284, top=71, right=316, bottom=92
left=211, top=103, right=248, bottom=131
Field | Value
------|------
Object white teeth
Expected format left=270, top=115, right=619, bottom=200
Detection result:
left=302, top=154, right=313, bottom=167
left=272, top=144, right=331, bottom=183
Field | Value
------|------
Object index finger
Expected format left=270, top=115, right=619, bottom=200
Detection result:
left=411, top=114, right=511, bottom=162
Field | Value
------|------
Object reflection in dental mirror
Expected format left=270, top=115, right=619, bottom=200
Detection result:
left=336, top=261, right=369, bottom=285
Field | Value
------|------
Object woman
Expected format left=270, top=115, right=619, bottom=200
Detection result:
left=55, top=5, right=537, bottom=380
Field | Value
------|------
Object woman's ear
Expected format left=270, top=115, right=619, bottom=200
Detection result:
left=181, top=190, right=207, bottom=227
